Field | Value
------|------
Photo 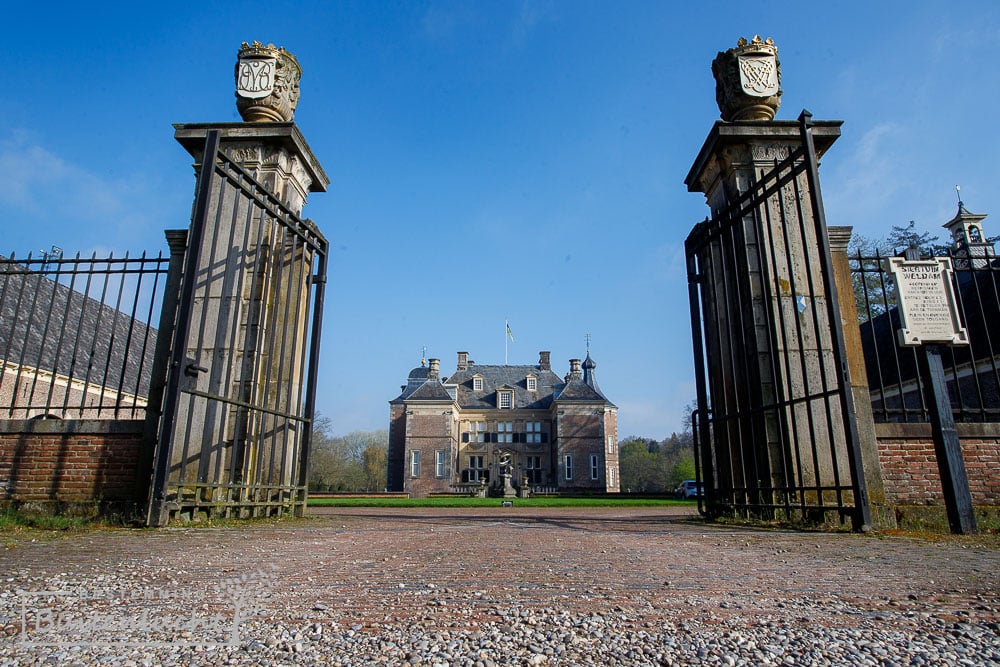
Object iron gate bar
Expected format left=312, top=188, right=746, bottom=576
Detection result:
left=296, top=255, right=322, bottom=511
left=686, top=112, right=872, bottom=529
left=26, top=261, right=63, bottom=414
left=686, top=235, right=715, bottom=512
left=759, top=177, right=809, bottom=516
left=148, top=129, right=220, bottom=525
left=219, top=156, right=325, bottom=252
left=149, top=128, right=327, bottom=524
left=178, top=388, right=313, bottom=421
left=799, top=110, right=871, bottom=529
left=787, top=162, right=845, bottom=512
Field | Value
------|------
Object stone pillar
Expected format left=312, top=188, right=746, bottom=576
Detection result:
left=685, top=120, right=847, bottom=507
left=828, top=226, right=896, bottom=528
left=168, top=122, right=328, bottom=502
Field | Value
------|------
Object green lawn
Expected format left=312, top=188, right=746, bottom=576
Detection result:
left=307, top=496, right=691, bottom=508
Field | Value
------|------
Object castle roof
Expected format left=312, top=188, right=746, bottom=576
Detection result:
left=391, top=351, right=615, bottom=408
left=447, top=363, right=563, bottom=410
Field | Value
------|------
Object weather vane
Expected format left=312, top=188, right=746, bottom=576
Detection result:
left=421, top=345, right=427, bottom=367
left=585, top=332, right=592, bottom=352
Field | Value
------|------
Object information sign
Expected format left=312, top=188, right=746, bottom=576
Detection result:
left=887, top=257, right=969, bottom=347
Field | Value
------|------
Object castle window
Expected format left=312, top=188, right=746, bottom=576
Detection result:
left=970, top=226, right=983, bottom=243
left=564, top=454, right=573, bottom=481
left=526, top=375, right=537, bottom=391
left=497, top=421, right=513, bottom=443
left=468, top=455, right=485, bottom=481
left=606, top=435, right=617, bottom=455
left=498, top=390, right=513, bottom=409
left=473, top=376, right=483, bottom=391
left=435, top=450, right=446, bottom=477
left=590, top=454, right=600, bottom=480
left=526, top=455, right=542, bottom=484
left=471, top=421, right=487, bottom=443
left=525, top=421, right=542, bottom=443
left=609, top=467, right=616, bottom=487
left=410, top=450, right=420, bottom=477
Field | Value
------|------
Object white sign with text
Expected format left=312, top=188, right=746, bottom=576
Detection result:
left=887, top=256, right=969, bottom=347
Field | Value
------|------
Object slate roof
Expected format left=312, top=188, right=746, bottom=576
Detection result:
left=448, top=364, right=564, bottom=410
left=0, top=259, right=159, bottom=400
left=391, top=354, right=616, bottom=409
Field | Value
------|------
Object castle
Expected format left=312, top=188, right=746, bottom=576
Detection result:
left=387, top=350, right=619, bottom=497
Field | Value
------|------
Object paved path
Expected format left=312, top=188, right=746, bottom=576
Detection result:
left=1, top=507, right=997, bottom=665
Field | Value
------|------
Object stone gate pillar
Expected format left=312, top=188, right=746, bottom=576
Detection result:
left=153, top=42, right=329, bottom=519
left=685, top=36, right=877, bottom=527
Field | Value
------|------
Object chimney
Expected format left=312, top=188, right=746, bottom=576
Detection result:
left=538, top=351, right=551, bottom=370
left=428, top=358, right=440, bottom=379
left=457, top=351, right=469, bottom=371
left=568, top=358, right=582, bottom=380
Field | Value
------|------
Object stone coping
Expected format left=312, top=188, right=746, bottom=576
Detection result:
left=0, top=419, right=145, bottom=435
left=875, top=421, right=1000, bottom=439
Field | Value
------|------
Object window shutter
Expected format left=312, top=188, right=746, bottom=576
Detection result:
left=541, top=433, right=548, bottom=443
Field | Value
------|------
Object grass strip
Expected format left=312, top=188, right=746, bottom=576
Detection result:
left=307, top=496, right=691, bottom=508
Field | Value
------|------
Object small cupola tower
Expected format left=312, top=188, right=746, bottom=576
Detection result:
left=943, top=186, right=992, bottom=264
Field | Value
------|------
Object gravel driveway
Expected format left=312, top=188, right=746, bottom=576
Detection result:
left=1, top=506, right=997, bottom=665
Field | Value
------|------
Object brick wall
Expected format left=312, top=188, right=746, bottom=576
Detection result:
left=875, top=422, right=1000, bottom=506
left=0, top=420, right=146, bottom=505
left=403, top=410, right=455, bottom=497
left=387, top=405, right=407, bottom=492
left=556, top=411, right=605, bottom=490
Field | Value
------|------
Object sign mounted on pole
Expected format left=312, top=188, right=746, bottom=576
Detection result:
left=887, top=256, right=969, bottom=347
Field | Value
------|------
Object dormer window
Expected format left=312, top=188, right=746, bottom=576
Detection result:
left=498, top=389, right=513, bottom=409
left=526, top=375, right=537, bottom=391
left=472, top=375, right=483, bottom=391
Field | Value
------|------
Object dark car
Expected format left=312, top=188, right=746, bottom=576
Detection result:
left=674, top=480, right=703, bottom=499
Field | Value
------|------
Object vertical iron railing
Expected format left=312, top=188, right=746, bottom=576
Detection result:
left=686, top=111, right=870, bottom=530
left=0, top=251, right=169, bottom=420
left=853, top=248, right=1000, bottom=423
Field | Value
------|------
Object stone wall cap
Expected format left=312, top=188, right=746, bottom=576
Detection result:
left=685, top=119, right=842, bottom=193
left=173, top=122, right=329, bottom=192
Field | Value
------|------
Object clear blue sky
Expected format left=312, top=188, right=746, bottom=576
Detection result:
left=4, top=1, right=999, bottom=439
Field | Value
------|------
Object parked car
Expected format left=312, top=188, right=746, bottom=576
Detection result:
left=674, top=480, right=703, bottom=499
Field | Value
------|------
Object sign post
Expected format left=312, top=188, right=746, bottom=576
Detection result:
left=888, top=252, right=976, bottom=534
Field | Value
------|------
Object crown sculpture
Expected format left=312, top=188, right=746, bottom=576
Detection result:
left=712, top=35, right=782, bottom=122
left=235, top=41, right=302, bottom=122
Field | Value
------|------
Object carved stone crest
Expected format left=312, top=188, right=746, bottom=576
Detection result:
left=236, top=58, right=276, bottom=99
left=739, top=54, right=779, bottom=97
left=235, top=41, right=302, bottom=123
left=712, top=35, right=782, bottom=122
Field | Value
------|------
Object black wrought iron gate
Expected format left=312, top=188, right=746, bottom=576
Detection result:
left=685, top=113, right=870, bottom=530
left=147, top=131, right=328, bottom=525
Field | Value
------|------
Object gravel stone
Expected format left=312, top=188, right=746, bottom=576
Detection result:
left=1, top=506, right=997, bottom=666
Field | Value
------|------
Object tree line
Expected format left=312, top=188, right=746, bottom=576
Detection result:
left=307, top=416, right=388, bottom=492
left=618, top=431, right=696, bottom=494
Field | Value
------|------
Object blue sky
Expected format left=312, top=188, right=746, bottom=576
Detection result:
left=4, top=1, right=999, bottom=438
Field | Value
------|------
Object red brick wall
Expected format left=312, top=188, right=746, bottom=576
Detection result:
left=556, top=412, right=605, bottom=490
left=0, top=420, right=146, bottom=503
left=875, top=423, right=1000, bottom=506
left=403, top=411, right=455, bottom=497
